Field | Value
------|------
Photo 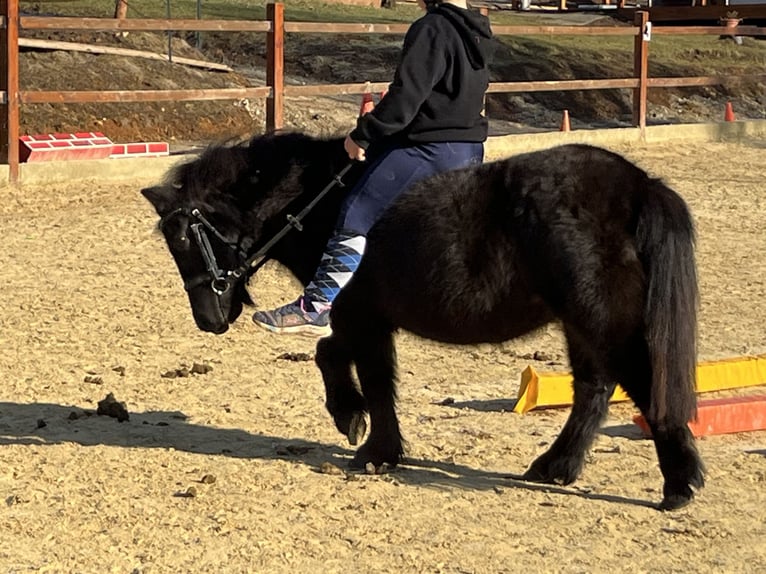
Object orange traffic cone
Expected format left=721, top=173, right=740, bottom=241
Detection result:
left=724, top=101, right=736, bottom=122
left=560, top=109, right=571, bottom=132
left=359, top=92, right=374, bottom=117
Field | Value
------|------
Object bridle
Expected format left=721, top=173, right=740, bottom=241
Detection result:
left=159, top=162, right=354, bottom=298
left=160, top=206, right=248, bottom=295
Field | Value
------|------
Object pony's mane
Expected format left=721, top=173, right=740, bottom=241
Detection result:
left=164, top=138, right=250, bottom=205
left=153, top=130, right=348, bottom=243
left=166, top=131, right=343, bottom=210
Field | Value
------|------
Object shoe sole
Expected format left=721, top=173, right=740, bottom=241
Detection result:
left=252, top=319, right=332, bottom=337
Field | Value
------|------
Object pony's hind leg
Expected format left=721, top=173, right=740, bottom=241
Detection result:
left=315, top=334, right=367, bottom=445
left=651, top=424, right=704, bottom=511
left=616, top=348, right=704, bottom=510
left=523, top=333, right=615, bottom=485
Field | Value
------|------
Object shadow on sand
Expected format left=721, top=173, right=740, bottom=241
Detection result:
left=1, top=401, right=660, bottom=510
left=443, top=398, right=647, bottom=441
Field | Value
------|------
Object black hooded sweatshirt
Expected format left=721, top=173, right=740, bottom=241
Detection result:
left=349, top=3, right=494, bottom=150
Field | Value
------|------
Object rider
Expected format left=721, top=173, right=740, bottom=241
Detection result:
left=253, top=0, right=494, bottom=335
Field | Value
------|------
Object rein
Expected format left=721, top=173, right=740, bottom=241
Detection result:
left=161, top=162, right=354, bottom=296
left=240, top=161, right=354, bottom=277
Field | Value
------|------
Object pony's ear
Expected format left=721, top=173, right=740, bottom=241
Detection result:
left=141, top=185, right=175, bottom=215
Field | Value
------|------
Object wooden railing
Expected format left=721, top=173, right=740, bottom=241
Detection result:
left=1, top=2, right=764, bottom=184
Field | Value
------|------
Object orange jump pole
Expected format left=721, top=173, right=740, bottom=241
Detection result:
left=634, top=394, right=766, bottom=438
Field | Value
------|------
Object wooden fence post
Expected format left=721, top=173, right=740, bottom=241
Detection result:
left=266, top=3, right=284, bottom=132
left=114, top=0, right=129, bottom=20
left=0, top=0, right=20, bottom=184
left=632, top=10, right=649, bottom=137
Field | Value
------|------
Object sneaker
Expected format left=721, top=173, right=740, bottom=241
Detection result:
left=252, top=296, right=331, bottom=336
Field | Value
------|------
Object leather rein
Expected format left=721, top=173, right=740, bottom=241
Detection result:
left=159, top=162, right=354, bottom=296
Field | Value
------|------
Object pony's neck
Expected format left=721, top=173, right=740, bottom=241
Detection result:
left=256, top=137, right=361, bottom=286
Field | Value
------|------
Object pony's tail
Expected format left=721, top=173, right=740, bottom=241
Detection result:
left=636, top=180, right=699, bottom=429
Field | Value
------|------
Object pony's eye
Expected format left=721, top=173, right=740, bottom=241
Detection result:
left=170, top=233, right=191, bottom=252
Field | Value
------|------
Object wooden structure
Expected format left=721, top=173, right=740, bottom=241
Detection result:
left=616, top=2, right=766, bottom=23
left=480, top=0, right=766, bottom=21
left=324, top=0, right=381, bottom=6
left=1, top=2, right=765, bottom=184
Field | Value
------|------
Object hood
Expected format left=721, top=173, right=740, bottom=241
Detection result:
left=433, top=4, right=495, bottom=69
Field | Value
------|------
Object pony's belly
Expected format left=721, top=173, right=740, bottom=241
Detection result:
left=391, top=298, right=554, bottom=346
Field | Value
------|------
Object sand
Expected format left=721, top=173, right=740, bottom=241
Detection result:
left=0, top=139, right=764, bottom=573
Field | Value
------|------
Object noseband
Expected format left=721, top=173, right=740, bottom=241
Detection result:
left=159, top=162, right=354, bottom=298
left=160, top=207, right=247, bottom=295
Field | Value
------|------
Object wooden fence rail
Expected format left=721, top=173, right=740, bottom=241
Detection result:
left=1, top=2, right=764, bottom=184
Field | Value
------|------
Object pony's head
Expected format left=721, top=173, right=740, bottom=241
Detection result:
left=142, top=132, right=349, bottom=334
left=142, top=141, right=262, bottom=334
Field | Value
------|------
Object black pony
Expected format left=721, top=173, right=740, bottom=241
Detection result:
left=142, top=131, right=704, bottom=510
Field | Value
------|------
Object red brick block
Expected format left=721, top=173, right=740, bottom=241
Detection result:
left=109, top=141, right=169, bottom=159
left=19, top=132, right=114, bottom=163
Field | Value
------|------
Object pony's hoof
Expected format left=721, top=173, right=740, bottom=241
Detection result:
left=521, top=466, right=546, bottom=483
left=522, top=456, right=580, bottom=485
left=659, top=483, right=695, bottom=511
left=658, top=493, right=694, bottom=511
left=349, top=442, right=401, bottom=470
left=346, top=412, right=367, bottom=446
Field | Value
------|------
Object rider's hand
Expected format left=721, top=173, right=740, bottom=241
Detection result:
left=344, top=135, right=366, bottom=162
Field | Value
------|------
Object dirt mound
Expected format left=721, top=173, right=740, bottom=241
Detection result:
left=20, top=31, right=259, bottom=144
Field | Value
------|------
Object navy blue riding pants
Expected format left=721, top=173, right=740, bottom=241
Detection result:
left=336, top=141, right=484, bottom=235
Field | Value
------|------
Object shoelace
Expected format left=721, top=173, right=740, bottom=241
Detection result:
left=271, top=297, right=314, bottom=319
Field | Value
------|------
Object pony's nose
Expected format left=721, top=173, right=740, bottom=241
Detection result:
left=196, top=318, right=229, bottom=335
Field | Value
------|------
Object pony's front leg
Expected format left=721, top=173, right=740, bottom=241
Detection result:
left=523, top=375, right=615, bottom=485
left=315, top=334, right=367, bottom=445
left=349, top=330, right=404, bottom=469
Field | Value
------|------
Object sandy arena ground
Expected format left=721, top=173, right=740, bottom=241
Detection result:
left=0, top=139, right=764, bottom=573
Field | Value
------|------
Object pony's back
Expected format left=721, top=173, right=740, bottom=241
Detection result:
left=357, top=145, right=651, bottom=343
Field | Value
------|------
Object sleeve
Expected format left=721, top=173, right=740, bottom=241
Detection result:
left=349, top=19, right=447, bottom=149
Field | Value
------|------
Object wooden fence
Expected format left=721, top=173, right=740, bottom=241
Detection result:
left=1, top=2, right=764, bottom=184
